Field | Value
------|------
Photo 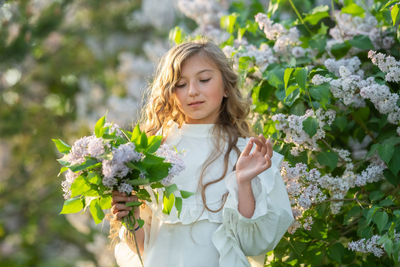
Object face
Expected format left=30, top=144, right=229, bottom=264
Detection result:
left=173, top=53, right=226, bottom=124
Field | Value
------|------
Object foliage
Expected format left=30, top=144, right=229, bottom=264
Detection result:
left=172, top=0, right=400, bottom=265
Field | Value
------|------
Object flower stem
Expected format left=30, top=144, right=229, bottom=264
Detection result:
left=288, top=0, right=313, bottom=35
left=124, top=212, right=144, bottom=267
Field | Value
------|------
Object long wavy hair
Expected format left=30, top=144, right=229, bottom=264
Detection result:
left=140, top=39, right=253, bottom=212
left=110, top=39, right=253, bottom=249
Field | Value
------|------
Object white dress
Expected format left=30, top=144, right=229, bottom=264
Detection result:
left=115, top=123, right=294, bottom=267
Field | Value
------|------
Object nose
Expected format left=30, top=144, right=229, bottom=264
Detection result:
left=188, top=81, right=199, bottom=96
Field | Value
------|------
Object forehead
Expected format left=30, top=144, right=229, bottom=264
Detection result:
left=180, top=53, right=219, bottom=76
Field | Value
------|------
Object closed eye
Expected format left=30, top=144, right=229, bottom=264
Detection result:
left=175, top=83, right=186, bottom=88
left=200, top=78, right=211, bottom=83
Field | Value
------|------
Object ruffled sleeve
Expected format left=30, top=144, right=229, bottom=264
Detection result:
left=212, top=139, right=294, bottom=267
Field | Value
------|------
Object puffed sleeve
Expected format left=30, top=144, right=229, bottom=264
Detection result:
left=212, top=139, right=294, bottom=267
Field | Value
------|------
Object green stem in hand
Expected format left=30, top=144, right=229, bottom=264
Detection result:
left=124, top=210, right=144, bottom=267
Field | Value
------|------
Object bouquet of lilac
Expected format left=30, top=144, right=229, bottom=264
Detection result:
left=53, top=116, right=189, bottom=233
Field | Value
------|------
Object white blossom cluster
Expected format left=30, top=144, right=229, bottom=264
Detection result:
left=359, top=78, right=400, bottom=124
left=61, top=169, right=80, bottom=199
left=281, top=161, right=326, bottom=233
left=156, top=144, right=185, bottom=186
left=223, top=41, right=277, bottom=74
left=282, top=148, right=386, bottom=231
left=368, top=50, right=400, bottom=83
left=178, top=0, right=227, bottom=27
left=177, top=0, right=231, bottom=44
left=255, top=12, right=300, bottom=54
left=348, top=235, right=385, bottom=257
left=272, top=109, right=336, bottom=156
left=102, top=143, right=142, bottom=189
left=328, top=11, right=391, bottom=50
left=67, top=135, right=105, bottom=165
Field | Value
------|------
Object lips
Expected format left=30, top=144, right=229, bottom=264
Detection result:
left=188, top=101, right=204, bottom=106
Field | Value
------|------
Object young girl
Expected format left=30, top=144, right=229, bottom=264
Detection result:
left=110, top=39, right=293, bottom=267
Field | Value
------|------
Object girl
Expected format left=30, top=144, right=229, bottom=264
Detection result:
left=110, top=39, right=293, bottom=267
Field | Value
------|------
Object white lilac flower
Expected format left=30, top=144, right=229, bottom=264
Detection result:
left=104, top=122, right=124, bottom=137
left=348, top=235, right=385, bottom=257
left=272, top=109, right=336, bottom=156
left=255, top=12, right=300, bottom=54
left=368, top=50, right=400, bottom=82
left=118, top=183, right=133, bottom=195
left=67, top=136, right=95, bottom=165
left=101, top=142, right=142, bottom=184
left=87, top=137, right=105, bottom=158
left=156, top=144, right=185, bottom=186
left=62, top=169, right=79, bottom=199
left=329, top=12, right=382, bottom=49
left=355, top=162, right=385, bottom=187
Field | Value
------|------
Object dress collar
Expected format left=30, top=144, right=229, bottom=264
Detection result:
left=171, top=121, right=215, bottom=138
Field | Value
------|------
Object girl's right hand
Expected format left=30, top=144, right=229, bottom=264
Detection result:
left=111, top=191, right=139, bottom=220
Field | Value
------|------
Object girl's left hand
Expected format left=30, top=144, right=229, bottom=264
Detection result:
left=236, top=134, right=273, bottom=184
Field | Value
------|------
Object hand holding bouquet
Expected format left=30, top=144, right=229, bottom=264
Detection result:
left=53, top=116, right=189, bottom=238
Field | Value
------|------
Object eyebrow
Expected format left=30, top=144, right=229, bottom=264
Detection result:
left=180, top=69, right=214, bottom=79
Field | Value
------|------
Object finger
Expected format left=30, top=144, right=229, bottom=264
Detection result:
left=112, top=191, right=127, bottom=197
left=266, top=139, right=273, bottom=159
left=241, top=138, right=254, bottom=156
left=115, top=210, right=130, bottom=220
left=264, top=154, right=272, bottom=169
left=252, top=137, right=264, bottom=152
left=112, top=203, right=132, bottom=213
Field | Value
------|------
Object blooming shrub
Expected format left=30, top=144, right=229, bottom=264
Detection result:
left=172, top=0, right=400, bottom=265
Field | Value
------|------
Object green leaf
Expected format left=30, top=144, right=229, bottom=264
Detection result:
left=69, top=158, right=98, bottom=172
left=58, top=166, right=69, bottom=177
left=169, top=26, right=185, bottom=44
left=331, top=42, right=351, bottom=59
left=369, top=191, right=384, bottom=201
left=317, top=151, right=338, bottom=171
left=94, top=116, right=106, bottom=138
left=165, top=184, right=178, bottom=197
left=391, top=4, right=400, bottom=26
left=220, top=13, right=238, bottom=34
left=127, top=178, right=150, bottom=186
left=70, top=175, right=92, bottom=197
left=341, top=3, right=365, bottom=17
left=388, top=146, right=400, bottom=176
left=378, top=143, right=395, bottom=164
left=379, top=197, right=395, bottom=207
left=60, top=197, right=84, bottom=214
left=131, top=124, right=141, bottom=143
left=52, top=139, right=71, bottom=154
left=309, top=84, right=331, bottom=108
left=150, top=182, right=164, bottom=189
left=175, top=197, right=182, bottom=218
left=99, top=195, right=112, bottom=209
left=373, top=211, right=388, bottom=233
left=348, top=35, right=374, bottom=50
left=303, top=5, right=330, bottom=25
left=327, top=243, right=345, bottom=263
left=302, top=117, right=319, bottom=137
left=146, top=136, right=162, bottom=153
left=137, top=218, right=145, bottom=228
left=87, top=172, right=101, bottom=185
left=89, top=198, right=105, bottom=224
left=140, top=132, right=148, bottom=148
left=180, top=190, right=194, bottom=199
left=295, top=68, right=307, bottom=91
left=284, top=68, right=294, bottom=89
left=383, top=169, right=400, bottom=186
left=333, top=116, right=347, bottom=132
left=126, top=201, right=142, bottom=207
left=136, top=189, right=151, bottom=202
left=162, top=193, right=175, bottom=214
